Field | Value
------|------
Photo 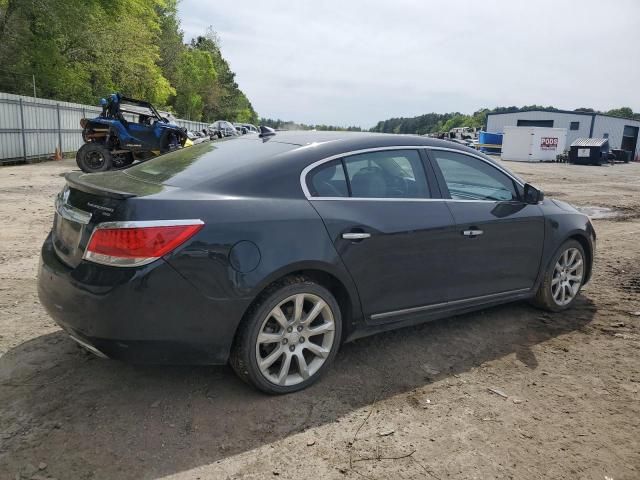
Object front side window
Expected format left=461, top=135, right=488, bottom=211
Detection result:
left=343, top=150, right=429, bottom=198
left=432, top=151, right=518, bottom=201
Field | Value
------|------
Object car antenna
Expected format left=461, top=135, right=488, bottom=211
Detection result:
left=259, top=126, right=276, bottom=138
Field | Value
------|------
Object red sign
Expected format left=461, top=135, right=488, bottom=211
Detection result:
left=541, top=137, right=559, bottom=150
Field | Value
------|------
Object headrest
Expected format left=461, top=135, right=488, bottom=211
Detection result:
left=351, top=167, right=386, bottom=197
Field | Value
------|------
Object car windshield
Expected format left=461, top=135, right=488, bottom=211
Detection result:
left=119, top=102, right=157, bottom=119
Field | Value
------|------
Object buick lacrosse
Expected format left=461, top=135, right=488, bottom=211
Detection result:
left=38, top=131, right=595, bottom=393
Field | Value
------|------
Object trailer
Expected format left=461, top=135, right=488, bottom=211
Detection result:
left=501, top=126, right=567, bottom=162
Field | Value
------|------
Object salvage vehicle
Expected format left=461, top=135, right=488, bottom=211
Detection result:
left=240, top=123, right=259, bottom=134
left=234, top=123, right=248, bottom=134
left=209, top=120, right=240, bottom=138
left=76, top=94, right=190, bottom=173
left=186, top=130, right=209, bottom=145
left=39, top=132, right=596, bottom=394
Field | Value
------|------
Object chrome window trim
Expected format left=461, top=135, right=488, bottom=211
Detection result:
left=370, top=287, right=531, bottom=321
left=299, top=145, right=524, bottom=201
left=302, top=197, right=499, bottom=203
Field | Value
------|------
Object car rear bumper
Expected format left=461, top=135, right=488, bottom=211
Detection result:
left=38, top=233, right=249, bottom=364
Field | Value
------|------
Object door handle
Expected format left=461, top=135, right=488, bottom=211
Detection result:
left=462, top=229, right=484, bottom=237
left=342, top=232, right=371, bottom=240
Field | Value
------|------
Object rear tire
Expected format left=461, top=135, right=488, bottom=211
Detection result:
left=531, top=240, right=586, bottom=312
left=230, top=277, right=342, bottom=394
left=76, top=143, right=113, bottom=173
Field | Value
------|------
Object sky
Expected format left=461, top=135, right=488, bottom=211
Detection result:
left=178, top=0, right=640, bottom=128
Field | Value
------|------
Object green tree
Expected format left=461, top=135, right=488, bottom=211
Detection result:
left=189, top=29, right=257, bottom=123
left=0, top=2, right=257, bottom=123
left=606, top=107, right=635, bottom=119
left=172, top=48, right=216, bottom=120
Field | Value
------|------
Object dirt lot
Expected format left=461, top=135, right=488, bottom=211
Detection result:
left=0, top=158, right=639, bottom=480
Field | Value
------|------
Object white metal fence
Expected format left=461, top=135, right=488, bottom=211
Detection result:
left=0, top=92, right=209, bottom=164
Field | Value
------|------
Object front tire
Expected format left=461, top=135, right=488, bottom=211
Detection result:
left=76, top=143, right=112, bottom=173
left=230, top=277, right=342, bottom=394
left=532, top=240, right=586, bottom=312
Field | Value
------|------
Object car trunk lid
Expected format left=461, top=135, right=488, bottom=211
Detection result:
left=52, top=171, right=166, bottom=268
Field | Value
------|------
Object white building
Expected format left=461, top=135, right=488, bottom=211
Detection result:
left=486, top=110, right=640, bottom=160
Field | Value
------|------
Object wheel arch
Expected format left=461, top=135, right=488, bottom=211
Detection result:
left=235, top=262, right=363, bottom=347
left=568, top=232, right=593, bottom=284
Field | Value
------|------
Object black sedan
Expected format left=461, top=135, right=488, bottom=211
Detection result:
left=38, top=132, right=596, bottom=393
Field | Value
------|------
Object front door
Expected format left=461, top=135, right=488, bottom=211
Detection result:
left=305, top=149, right=458, bottom=321
left=427, top=149, right=545, bottom=300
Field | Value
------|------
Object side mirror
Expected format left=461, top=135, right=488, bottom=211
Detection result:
left=523, top=183, right=544, bottom=204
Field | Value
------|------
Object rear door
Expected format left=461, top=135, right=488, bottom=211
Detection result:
left=305, top=148, right=458, bottom=322
left=427, top=149, right=545, bottom=300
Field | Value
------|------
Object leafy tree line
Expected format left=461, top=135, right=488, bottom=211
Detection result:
left=0, top=0, right=257, bottom=123
left=370, top=105, right=640, bottom=135
left=259, top=118, right=362, bottom=131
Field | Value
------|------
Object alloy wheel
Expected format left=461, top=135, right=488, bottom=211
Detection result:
left=551, top=247, right=584, bottom=306
left=255, top=293, right=336, bottom=387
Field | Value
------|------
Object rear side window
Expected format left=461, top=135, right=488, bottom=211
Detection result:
left=307, top=150, right=430, bottom=199
left=432, top=151, right=518, bottom=201
left=307, top=160, right=348, bottom=197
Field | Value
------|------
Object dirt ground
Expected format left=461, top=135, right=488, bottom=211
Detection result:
left=0, top=157, right=639, bottom=480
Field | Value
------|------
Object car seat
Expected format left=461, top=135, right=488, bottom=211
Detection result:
left=351, top=167, right=387, bottom=197
left=312, top=165, right=345, bottom=197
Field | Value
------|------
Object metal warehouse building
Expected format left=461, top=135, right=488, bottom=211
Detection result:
left=486, top=110, right=640, bottom=160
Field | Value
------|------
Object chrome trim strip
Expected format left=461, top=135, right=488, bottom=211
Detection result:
left=83, top=251, right=161, bottom=267
left=370, top=288, right=531, bottom=321
left=342, top=232, right=371, bottom=240
left=93, top=219, right=205, bottom=230
left=299, top=145, right=524, bottom=201
left=55, top=195, right=92, bottom=225
left=306, top=197, right=498, bottom=203
left=68, top=334, right=109, bottom=358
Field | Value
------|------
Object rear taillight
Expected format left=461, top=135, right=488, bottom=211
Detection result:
left=83, top=220, right=204, bottom=267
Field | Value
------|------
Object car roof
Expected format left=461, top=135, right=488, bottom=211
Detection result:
left=125, top=131, right=506, bottom=198
left=255, top=130, right=452, bottom=147
left=259, top=130, right=489, bottom=161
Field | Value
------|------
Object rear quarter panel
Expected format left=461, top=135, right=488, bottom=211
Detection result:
left=162, top=194, right=363, bottom=332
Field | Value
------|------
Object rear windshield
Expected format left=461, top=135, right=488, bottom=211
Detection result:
left=125, top=139, right=297, bottom=187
